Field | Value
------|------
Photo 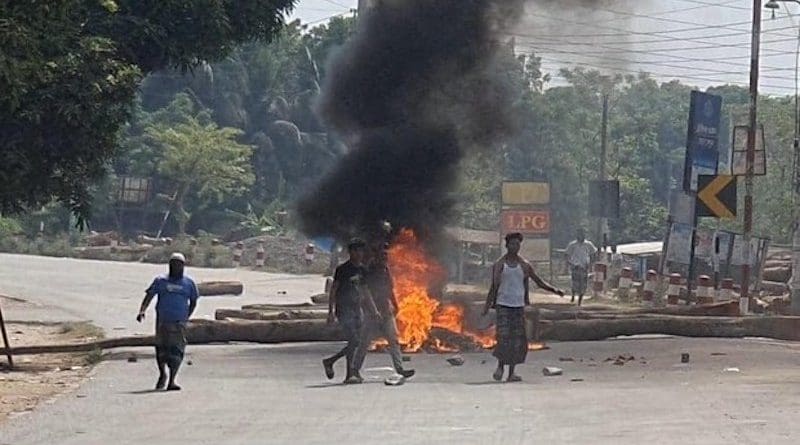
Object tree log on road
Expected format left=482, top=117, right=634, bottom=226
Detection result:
left=3, top=319, right=343, bottom=355
left=763, top=267, right=791, bottom=283
left=761, top=280, right=790, bottom=296
left=521, top=301, right=740, bottom=321
left=198, top=281, right=244, bottom=296
left=215, top=309, right=328, bottom=321
left=7, top=316, right=800, bottom=356
left=539, top=316, right=800, bottom=342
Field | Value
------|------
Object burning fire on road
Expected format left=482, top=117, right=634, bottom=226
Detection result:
left=377, top=229, right=546, bottom=353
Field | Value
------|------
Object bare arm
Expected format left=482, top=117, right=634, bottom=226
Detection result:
left=327, top=281, right=339, bottom=322
left=137, top=293, right=155, bottom=322
left=390, top=287, right=400, bottom=313
left=527, top=263, right=562, bottom=296
left=187, top=282, right=199, bottom=319
left=358, top=284, right=381, bottom=318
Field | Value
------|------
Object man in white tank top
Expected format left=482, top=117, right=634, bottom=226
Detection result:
left=483, top=233, right=564, bottom=382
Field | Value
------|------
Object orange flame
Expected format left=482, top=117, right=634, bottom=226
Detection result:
left=387, top=229, right=446, bottom=352
left=385, top=228, right=546, bottom=353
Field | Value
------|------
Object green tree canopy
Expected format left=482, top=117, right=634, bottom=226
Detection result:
left=0, top=0, right=295, bottom=224
left=148, top=102, right=255, bottom=234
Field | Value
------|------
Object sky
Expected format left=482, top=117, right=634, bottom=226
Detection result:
left=289, top=0, right=800, bottom=96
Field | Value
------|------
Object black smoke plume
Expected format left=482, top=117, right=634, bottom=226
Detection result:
left=296, top=0, right=525, bottom=246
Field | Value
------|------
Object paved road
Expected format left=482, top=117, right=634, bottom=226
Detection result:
left=3, top=254, right=800, bottom=444
left=3, top=337, right=800, bottom=444
left=0, top=253, right=324, bottom=334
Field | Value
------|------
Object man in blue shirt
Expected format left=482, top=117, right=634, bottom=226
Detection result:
left=136, top=252, right=199, bottom=391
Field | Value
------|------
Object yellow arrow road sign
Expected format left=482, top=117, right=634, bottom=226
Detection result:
left=697, top=175, right=736, bottom=219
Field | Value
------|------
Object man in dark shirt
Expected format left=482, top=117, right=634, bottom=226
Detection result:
left=323, top=239, right=380, bottom=384
left=353, top=244, right=415, bottom=379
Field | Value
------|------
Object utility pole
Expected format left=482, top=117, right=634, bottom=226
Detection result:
left=597, top=93, right=609, bottom=251
left=742, top=0, right=763, bottom=311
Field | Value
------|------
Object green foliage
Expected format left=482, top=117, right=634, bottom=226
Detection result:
left=146, top=97, right=255, bottom=233
left=0, top=0, right=296, bottom=223
left=0, top=217, right=22, bottom=238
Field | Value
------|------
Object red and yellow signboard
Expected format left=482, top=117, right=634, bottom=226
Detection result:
left=501, top=210, right=550, bottom=234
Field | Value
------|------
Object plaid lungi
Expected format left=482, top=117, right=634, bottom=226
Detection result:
left=493, top=305, right=527, bottom=365
left=156, top=322, right=187, bottom=368
left=571, top=265, right=588, bottom=294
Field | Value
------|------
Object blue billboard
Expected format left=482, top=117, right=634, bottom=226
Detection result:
left=683, top=91, right=722, bottom=192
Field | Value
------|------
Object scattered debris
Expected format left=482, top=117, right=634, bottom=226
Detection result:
left=710, top=352, right=727, bottom=356
left=402, top=356, right=411, bottom=362
left=570, top=378, right=584, bottom=382
left=384, top=375, right=405, bottom=386
left=607, top=355, right=636, bottom=366
left=543, top=367, right=563, bottom=376
left=559, top=357, right=575, bottom=362
left=447, top=356, right=465, bottom=366
left=480, top=359, right=487, bottom=365
left=724, top=367, right=740, bottom=373
left=127, top=355, right=138, bottom=363
left=681, top=353, right=690, bottom=363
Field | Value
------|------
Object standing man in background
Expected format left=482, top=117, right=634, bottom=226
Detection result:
left=565, top=228, right=597, bottom=306
left=136, top=252, right=199, bottom=391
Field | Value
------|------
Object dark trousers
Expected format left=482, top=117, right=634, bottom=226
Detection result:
left=328, top=312, right=362, bottom=377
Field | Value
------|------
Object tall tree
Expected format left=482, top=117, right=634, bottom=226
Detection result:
left=148, top=109, right=255, bottom=234
left=0, top=0, right=295, bottom=224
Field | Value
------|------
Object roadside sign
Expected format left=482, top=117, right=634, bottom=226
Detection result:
left=669, top=189, right=695, bottom=225
left=501, top=182, right=550, bottom=205
left=731, top=125, right=766, bottom=176
left=501, top=210, right=550, bottom=234
left=683, top=91, right=722, bottom=192
left=588, top=180, right=620, bottom=218
left=696, top=175, right=736, bottom=219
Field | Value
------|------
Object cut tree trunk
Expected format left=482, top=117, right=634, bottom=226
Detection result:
left=764, top=260, right=792, bottom=269
left=763, top=267, right=791, bottom=283
left=538, top=316, right=800, bottom=342
left=187, top=319, right=343, bottom=343
left=198, top=281, right=244, bottom=296
left=761, top=280, right=790, bottom=296
left=8, top=316, right=800, bottom=356
left=2, top=319, right=344, bottom=356
left=215, top=309, right=327, bottom=321
left=241, top=303, right=317, bottom=311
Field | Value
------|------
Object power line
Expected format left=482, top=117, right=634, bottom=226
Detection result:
left=588, top=0, right=744, bottom=25
left=674, top=0, right=751, bottom=12
left=520, top=10, right=795, bottom=43
left=511, top=33, right=797, bottom=73
left=538, top=54, right=795, bottom=92
left=515, top=42, right=795, bottom=82
left=506, top=23, right=800, bottom=49
left=319, top=0, right=352, bottom=10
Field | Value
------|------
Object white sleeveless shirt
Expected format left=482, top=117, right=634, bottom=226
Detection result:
left=495, top=262, right=526, bottom=308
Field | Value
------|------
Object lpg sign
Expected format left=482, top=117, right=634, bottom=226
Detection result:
left=501, top=210, right=550, bottom=235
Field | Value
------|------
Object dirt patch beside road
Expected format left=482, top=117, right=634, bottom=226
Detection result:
left=0, top=321, right=103, bottom=422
